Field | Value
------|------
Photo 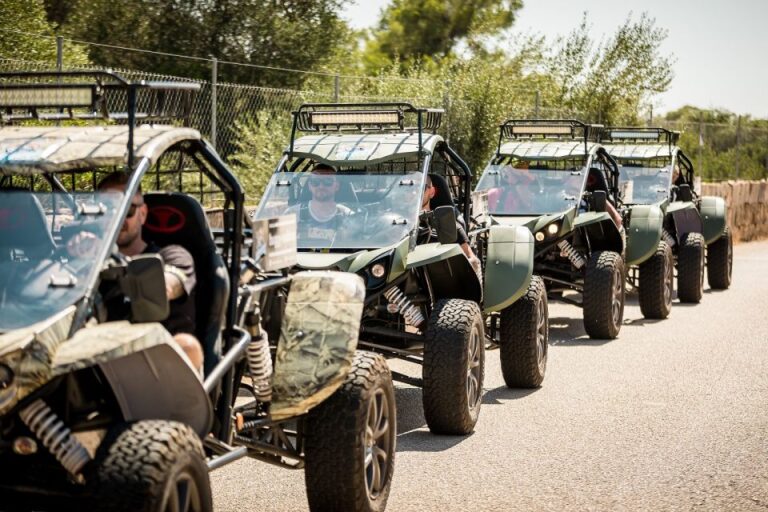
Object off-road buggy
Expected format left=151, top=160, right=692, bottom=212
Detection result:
left=253, top=103, right=540, bottom=434
left=600, top=128, right=732, bottom=313
left=0, top=72, right=395, bottom=512
left=474, top=120, right=631, bottom=340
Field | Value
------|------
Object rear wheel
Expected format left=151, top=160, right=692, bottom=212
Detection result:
left=583, top=251, right=625, bottom=339
left=707, top=228, right=733, bottom=289
left=90, top=420, right=211, bottom=512
left=677, top=232, right=705, bottom=303
left=304, top=351, right=396, bottom=512
left=638, top=241, right=674, bottom=319
left=423, top=298, right=485, bottom=435
left=499, top=276, right=548, bottom=388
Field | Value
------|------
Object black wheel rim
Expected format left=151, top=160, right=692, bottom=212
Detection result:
left=727, top=235, right=733, bottom=282
left=466, top=324, right=482, bottom=413
left=612, top=267, right=623, bottom=327
left=164, top=471, right=202, bottom=512
left=536, top=297, right=547, bottom=374
left=365, top=388, right=392, bottom=500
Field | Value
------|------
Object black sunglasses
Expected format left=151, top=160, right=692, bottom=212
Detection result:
left=309, top=176, right=336, bottom=187
left=126, top=202, right=144, bottom=218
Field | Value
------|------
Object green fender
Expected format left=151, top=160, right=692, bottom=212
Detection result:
left=573, top=211, right=625, bottom=254
left=407, top=243, right=483, bottom=303
left=699, top=195, right=728, bottom=244
left=483, top=225, right=534, bottom=313
left=625, top=204, right=664, bottom=266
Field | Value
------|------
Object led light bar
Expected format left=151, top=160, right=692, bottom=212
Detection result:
left=610, top=130, right=660, bottom=140
left=0, top=85, right=95, bottom=108
left=310, top=110, right=402, bottom=127
left=511, top=125, right=573, bottom=136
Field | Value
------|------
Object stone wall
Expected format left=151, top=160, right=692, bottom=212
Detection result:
left=701, top=180, right=768, bottom=242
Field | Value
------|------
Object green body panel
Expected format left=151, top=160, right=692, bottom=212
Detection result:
left=699, top=195, right=728, bottom=244
left=666, top=201, right=697, bottom=214
left=296, top=238, right=409, bottom=283
left=271, top=271, right=365, bottom=421
left=490, top=208, right=576, bottom=237
left=483, top=225, right=535, bottom=313
left=405, top=242, right=465, bottom=269
left=625, top=204, right=664, bottom=266
left=573, top=211, right=612, bottom=229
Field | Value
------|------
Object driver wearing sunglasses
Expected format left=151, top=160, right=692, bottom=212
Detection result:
left=284, top=163, right=353, bottom=243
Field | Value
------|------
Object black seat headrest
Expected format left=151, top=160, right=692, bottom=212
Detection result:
left=587, top=168, right=610, bottom=194
left=0, top=192, right=55, bottom=259
left=143, top=192, right=215, bottom=254
left=428, top=174, right=454, bottom=209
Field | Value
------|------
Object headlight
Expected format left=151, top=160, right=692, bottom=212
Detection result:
left=535, top=231, right=545, bottom=242
left=0, top=363, right=17, bottom=413
left=370, top=263, right=387, bottom=279
left=547, top=223, right=559, bottom=236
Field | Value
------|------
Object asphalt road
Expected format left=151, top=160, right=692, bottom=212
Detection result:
left=211, top=240, right=768, bottom=511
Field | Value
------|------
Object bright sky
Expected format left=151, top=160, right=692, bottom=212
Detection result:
left=342, top=0, right=768, bottom=118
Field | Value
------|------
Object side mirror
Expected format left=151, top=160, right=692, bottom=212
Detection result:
left=433, top=206, right=458, bottom=244
left=677, top=184, right=693, bottom=202
left=121, top=254, right=169, bottom=323
left=591, top=190, right=607, bottom=212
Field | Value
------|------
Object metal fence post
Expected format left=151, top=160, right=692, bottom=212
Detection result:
left=534, top=90, right=540, bottom=119
left=735, top=115, right=741, bottom=179
left=697, top=116, right=703, bottom=178
left=334, top=74, right=340, bottom=102
left=443, top=80, right=451, bottom=144
left=56, top=36, right=63, bottom=70
left=211, top=57, right=218, bottom=151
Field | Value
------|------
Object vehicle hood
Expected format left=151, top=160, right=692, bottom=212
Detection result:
left=296, top=245, right=399, bottom=274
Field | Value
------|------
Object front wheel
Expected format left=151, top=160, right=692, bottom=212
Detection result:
left=677, top=232, right=705, bottom=303
left=90, top=421, right=212, bottom=512
left=423, top=298, right=485, bottom=435
left=583, top=251, right=625, bottom=339
left=499, top=276, right=548, bottom=388
left=707, top=227, right=733, bottom=289
left=638, top=240, right=674, bottom=319
left=304, top=351, right=396, bottom=512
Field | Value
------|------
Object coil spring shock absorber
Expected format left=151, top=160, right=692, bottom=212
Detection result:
left=662, top=229, right=676, bottom=248
left=18, top=400, right=91, bottom=476
left=384, top=286, right=425, bottom=327
left=557, top=240, right=586, bottom=269
left=247, top=324, right=273, bottom=403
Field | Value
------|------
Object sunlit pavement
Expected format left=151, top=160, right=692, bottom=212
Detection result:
left=212, top=240, right=768, bottom=511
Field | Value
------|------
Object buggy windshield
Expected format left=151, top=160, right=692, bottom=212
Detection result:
left=475, top=164, right=587, bottom=215
left=617, top=163, right=673, bottom=204
left=254, top=171, right=425, bottom=250
left=0, top=190, right=123, bottom=331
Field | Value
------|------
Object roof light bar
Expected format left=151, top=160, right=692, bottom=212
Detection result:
left=610, top=130, right=660, bottom=140
left=309, top=110, right=402, bottom=127
left=510, top=124, right=574, bottom=136
left=0, top=85, right=96, bottom=109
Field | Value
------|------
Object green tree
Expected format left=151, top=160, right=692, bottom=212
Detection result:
left=0, top=0, right=87, bottom=65
left=364, top=0, right=522, bottom=70
left=59, top=0, right=352, bottom=87
left=547, top=13, right=673, bottom=125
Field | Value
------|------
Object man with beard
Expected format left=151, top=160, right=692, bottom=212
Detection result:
left=80, top=172, right=203, bottom=373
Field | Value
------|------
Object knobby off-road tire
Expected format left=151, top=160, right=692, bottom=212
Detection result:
left=677, top=232, right=705, bottom=303
left=638, top=240, right=674, bottom=319
left=499, top=276, right=548, bottom=388
left=423, top=298, right=485, bottom=435
left=304, top=351, right=396, bottom=512
left=583, top=251, right=625, bottom=339
left=90, top=420, right=211, bottom=512
left=707, top=227, right=733, bottom=290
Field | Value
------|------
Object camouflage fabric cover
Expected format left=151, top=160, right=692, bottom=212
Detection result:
left=0, top=306, right=75, bottom=415
left=499, top=140, right=599, bottom=160
left=53, top=321, right=181, bottom=374
left=270, top=271, right=365, bottom=421
left=291, top=132, right=441, bottom=166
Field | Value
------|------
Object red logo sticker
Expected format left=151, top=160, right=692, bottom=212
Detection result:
left=145, top=205, right=186, bottom=233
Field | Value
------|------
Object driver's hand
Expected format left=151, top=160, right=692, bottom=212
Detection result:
left=67, top=231, right=100, bottom=258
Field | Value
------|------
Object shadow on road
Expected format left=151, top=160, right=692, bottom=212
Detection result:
left=392, top=387, right=474, bottom=452
left=548, top=316, right=612, bottom=346
left=482, top=386, right=538, bottom=405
